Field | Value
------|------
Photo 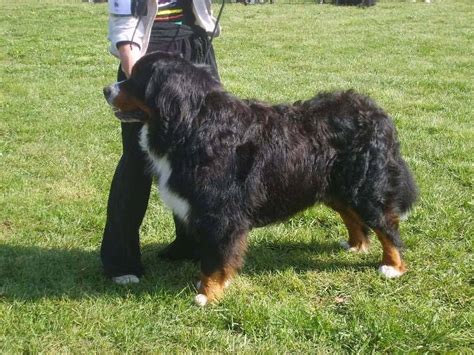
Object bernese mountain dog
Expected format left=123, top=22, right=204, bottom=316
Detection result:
left=103, top=52, right=418, bottom=306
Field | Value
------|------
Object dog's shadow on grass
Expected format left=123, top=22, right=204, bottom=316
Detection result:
left=0, top=240, right=377, bottom=301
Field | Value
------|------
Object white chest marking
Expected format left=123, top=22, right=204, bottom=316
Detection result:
left=140, top=126, right=190, bottom=222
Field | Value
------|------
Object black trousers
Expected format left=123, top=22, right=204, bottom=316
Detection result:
left=101, top=23, right=219, bottom=277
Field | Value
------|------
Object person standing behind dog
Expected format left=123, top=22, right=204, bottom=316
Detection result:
left=101, top=0, right=220, bottom=284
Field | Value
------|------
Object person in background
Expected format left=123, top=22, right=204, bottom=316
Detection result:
left=101, top=0, right=220, bottom=285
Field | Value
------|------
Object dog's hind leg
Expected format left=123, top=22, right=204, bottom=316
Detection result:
left=372, top=211, right=407, bottom=278
left=332, top=200, right=407, bottom=277
left=195, top=229, right=248, bottom=306
left=328, top=203, right=370, bottom=253
left=355, top=204, right=407, bottom=277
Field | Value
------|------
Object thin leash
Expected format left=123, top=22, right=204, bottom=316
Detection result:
left=130, top=18, right=142, bottom=51
left=129, top=0, right=147, bottom=50
left=204, top=0, right=226, bottom=62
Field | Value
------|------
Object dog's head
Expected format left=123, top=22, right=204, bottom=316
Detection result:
left=103, top=51, right=221, bottom=124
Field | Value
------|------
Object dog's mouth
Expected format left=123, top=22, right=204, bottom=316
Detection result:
left=112, top=108, right=148, bottom=123
left=104, top=82, right=149, bottom=123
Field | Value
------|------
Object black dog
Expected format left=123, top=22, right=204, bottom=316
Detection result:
left=103, top=52, right=418, bottom=306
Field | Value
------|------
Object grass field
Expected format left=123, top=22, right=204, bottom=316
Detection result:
left=1, top=0, right=473, bottom=352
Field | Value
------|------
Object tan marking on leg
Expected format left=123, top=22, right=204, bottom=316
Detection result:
left=197, top=266, right=236, bottom=305
left=195, top=231, right=248, bottom=306
left=374, top=229, right=406, bottom=275
left=336, top=208, right=370, bottom=253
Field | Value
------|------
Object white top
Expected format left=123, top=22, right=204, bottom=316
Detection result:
left=107, top=0, right=220, bottom=58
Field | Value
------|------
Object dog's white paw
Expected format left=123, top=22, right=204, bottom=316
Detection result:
left=339, top=240, right=368, bottom=253
left=378, top=265, right=404, bottom=278
left=195, top=294, right=208, bottom=307
left=112, top=274, right=140, bottom=285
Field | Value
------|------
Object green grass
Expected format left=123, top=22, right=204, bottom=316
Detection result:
left=0, top=0, right=473, bottom=352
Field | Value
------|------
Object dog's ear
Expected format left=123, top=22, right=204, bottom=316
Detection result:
left=146, top=62, right=217, bottom=122
left=157, top=73, right=205, bottom=121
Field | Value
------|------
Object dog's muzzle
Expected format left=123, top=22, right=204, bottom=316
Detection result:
left=103, top=82, right=147, bottom=123
left=103, top=82, right=121, bottom=107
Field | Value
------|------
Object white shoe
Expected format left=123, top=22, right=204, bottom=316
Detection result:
left=112, top=274, right=140, bottom=284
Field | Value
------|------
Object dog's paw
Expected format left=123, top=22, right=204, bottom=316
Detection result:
left=378, top=265, right=405, bottom=278
left=195, top=294, right=208, bottom=307
left=112, top=274, right=140, bottom=285
left=339, top=240, right=369, bottom=253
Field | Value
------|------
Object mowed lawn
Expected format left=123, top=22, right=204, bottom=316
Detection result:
left=0, top=0, right=472, bottom=352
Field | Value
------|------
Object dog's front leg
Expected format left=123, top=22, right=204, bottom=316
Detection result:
left=194, top=227, right=248, bottom=306
left=158, top=215, right=200, bottom=261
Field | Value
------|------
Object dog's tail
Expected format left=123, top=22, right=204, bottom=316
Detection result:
left=310, top=90, right=419, bottom=218
left=353, top=91, right=419, bottom=219
left=390, top=155, right=418, bottom=219
left=356, top=92, right=419, bottom=219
